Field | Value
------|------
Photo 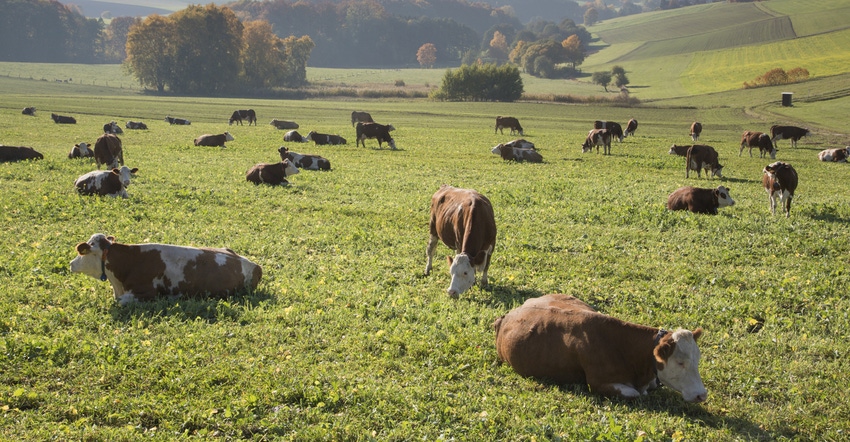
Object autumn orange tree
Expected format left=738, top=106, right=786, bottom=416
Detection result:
left=417, top=43, right=437, bottom=68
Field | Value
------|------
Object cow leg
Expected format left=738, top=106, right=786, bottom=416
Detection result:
left=587, top=379, right=642, bottom=400
left=769, top=192, right=777, bottom=215
left=478, top=245, right=493, bottom=287
left=782, top=192, right=792, bottom=217
left=425, top=234, right=440, bottom=275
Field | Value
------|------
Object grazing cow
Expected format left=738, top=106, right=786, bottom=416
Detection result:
left=425, top=185, right=497, bottom=298
left=22, top=107, right=36, bottom=116
left=194, top=132, right=234, bottom=148
left=770, top=125, right=810, bottom=148
left=739, top=131, right=776, bottom=159
left=491, top=143, right=543, bottom=163
left=94, top=133, right=123, bottom=169
left=818, top=147, right=850, bottom=162
left=246, top=159, right=300, bottom=185
left=668, top=144, right=693, bottom=156
left=493, top=294, right=707, bottom=402
left=229, top=109, right=257, bottom=126
left=305, top=131, right=346, bottom=146
left=164, top=116, right=191, bottom=125
left=51, top=113, right=76, bottom=124
left=70, top=233, right=262, bottom=305
left=690, top=122, right=702, bottom=141
left=624, top=118, right=638, bottom=137
left=594, top=120, right=624, bottom=142
left=667, top=186, right=735, bottom=215
left=68, top=142, right=93, bottom=159
left=270, top=119, right=299, bottom=130
left=351, top=111, right=374, bottom=126
left=125, top=121, right=148, bottom=130
left=103, top=121, right=123, bottom=134
left=355, top=122, right=396, bottom=150
left=763, top=161, right=798, bottom=217
left=686, top=144, right=723, bottom=179
left=74, top=166, right=139, bottom=198
left=279, top=146, right=331, bottom=171
left=0, top=145, right=43, bottom=163
left=582, top=129, right=612, bottom=155
left=283, top=130, right=308, bottom=142
left=495, top=116, right=523, bottom=135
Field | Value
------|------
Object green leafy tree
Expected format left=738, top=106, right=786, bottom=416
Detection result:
left=611, top=65, right=629, bottom=88
left=584, top=7, right=599, bottom=26
left=104, top=16, right=141, bottom=63
left=591, top=71, right=612, bottom=92
left=125, top=14, right=175, bottom=92
left=432, top=63, right=523, bottom=102
left=282, top=35, right=315, bottom=86
left=521, top=39, right=565, bottom=78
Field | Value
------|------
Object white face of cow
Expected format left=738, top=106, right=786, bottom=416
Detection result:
left=490, top=144, right=503, bottom=155
left=78, top=142, right=90, bottom=155
left=69, top=234, right=111, bottom=280
left=715, top=186, right=735, bottom=207
left=447, top=253, right=476, bottom=298
left=224, top=132, right=234, bottom=142
left=116, top=166, right=138, bottom=187
left=283, top=160, right=300, bottom=177
left=656, top=329, right=707, bottom=403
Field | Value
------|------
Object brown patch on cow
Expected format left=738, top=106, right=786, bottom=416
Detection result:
left=105, top=245, right=168, bottom=301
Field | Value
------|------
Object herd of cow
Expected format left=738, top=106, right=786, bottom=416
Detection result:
left=5, top=105, right=846, bottom=404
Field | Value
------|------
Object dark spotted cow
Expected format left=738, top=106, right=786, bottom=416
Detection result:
left=355, top=122, right=396, bottom=150
left=351, top=111, right=374, bottom=126
left=818, top=147, right=850, bottom=162
left=624, top=118, right=638, bottom=137
left=425, top=185, right=497, bottom=298
left=278, top=147, right=331, bottom=171
left=770, top=125, right=810, bottom=148
left=494, top=294, right=707, bottom=402
left=667, top=186, right=735, bottom=215
left=103, top=121, right=123, bottom=134
left=68, top=142, right=94, bottom=159
left=194, top=132, right=234, bottom=148
left=594, top=121, right=624, bottom=142
left=70, top=233, right=262, bottom=305
left=229, top=109, right=257, bottom=126
left=164, top=116, right=191, bottom=125
left=125, top=121, right=148, bottom=130
left=305, top=131, right=346, bottom=146
left=582, top=129, right=612, bottom=155
left=246, top=159, right=300, bottom=185
left=739, top=131, right=776, bottom=159
left=690, top=122, right=702, bottom=141
left=52, top=113, right=76, bottom=124
left=270, top=119, right=299, bottom=130
left=763, top=161, right=798, bottom=217
left=94, top=133, right=123, bottom=169
left=283, top=130, right=308, bottom=142
left=686, top=144, right=723, bottom=179
left=491, top=143, right=543, bottom=163
left=495, top=116, right=523, bottom=135
left=0, top=145, right=43, bottom=163
left=74, top=166, right=138, bottom=198
left=22, top=107, right=36, bottom=116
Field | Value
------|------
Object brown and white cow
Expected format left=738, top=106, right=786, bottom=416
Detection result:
left=493, top=294, right=707, bottom=402
left=770, top=125, right=810, bottom=148
left=351, top=111, right=374, bottom=126
left=283, top=130, right=308, bottom=142
left=425, top=185, right=497, bottom=298
left=229, top=109, right=257, bottom=126
left=70, top=233, right=262, bottom=305
left=667, top=186, right=735, bottom=215
left=0, top=145, right=43, bottom=163
left=52, top=113, right=77, bottom=124
left=305, top=131, right=346, bottom=146
left=103, top=121, right=123, bottom=134
left=624, top=118, right=638, bottom=137
left=686, top=144, right=723, bottom=179
left=22, top=107, right=36, bottom=116
left=164, top=116, right=191, bottom=125
left=125, top=121, right=148, bottom=130
left=763, top=161, right=798, bottom=217
left=491, top=143, right=543, bottom=163
left=739, top=131, right=776, bottom=159
left=690, top=122, right=702, bottom=141
left=270, top=119, right=299, bottom=130
left=194, top=132, right=234, bottom=148
left=594, top=120, right=624, bottom=142
left=582, top=129, right=612, bottom=155
left=495, top=116, right=523, bottom=136
left=279, top=146, right=331, bottom=171
left=94, top=133, right=123, bottom=169
left=246, top=159, right=300, bottom=185
left=74, top=166, right=139, bottom=198
left=355, top=122, right=396, bottom=150
left=68, top=142, right=93, bottom=159
left=668, top=144, right=693, bottom=156
left=818, top=147, right=850, bottom=162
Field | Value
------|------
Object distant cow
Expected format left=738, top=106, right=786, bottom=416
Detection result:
left=355, top=122, right=396, bottom=150
left=668, top=144, right=693, bottom=156
left=491, top=143, right=543, bottom=163
left=582, top=129, right=612, bottom=155
left=74, top=166, right=138, bottom=198
left=51, top=113, right=76, bottom=124
left=103, top=121, right=123, bottom=134
left=125, top=121, right=148, bottom=130
left=270, top=119, right=299, bottom=130
left=0, top=145, right=43, bottom=163
left=770, top=125, right=810, bottom=148
left=164, top=116, right=191, bottom=125
left=624, top=118, right=638, bottom=137
left=194, top=132, right=234, bottom=148
left=495, top=116, right=523, bottom=135
left=493, top=294, right=707, bottom=402
left=68, top=142, right=93, bottom=159
left=70, top=233, right=262, bottom=305
left=667, top=186, right=735, bottom=215
left=739, top=131, right=776, bottom=159
left=22, top=107, right=36, bottom=116
left=686, top=144, right=723, bottom=179
left=305, top=131, right=346, bottom=146
left=425, top=185, right=497, bottom=298
left=763, top=161, right=798, bottom=217
left=246, top=159, right=300, bottom=185
left=818, top=147, right=850, bottom=162
left=279, top=146, right=331, bottom=171
left=351, top=111, right=374, bottom=126
left=690, top=122, right=702, bottom=141
left=229, top=109, right=257, bottom=126
left=594, top=121, right=624, bottom=142
left=283, top=130, right=308, bottom=142
left=94, top=133, right=123, bottom=169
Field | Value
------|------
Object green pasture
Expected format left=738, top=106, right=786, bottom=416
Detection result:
left=1, top=70, right=850, bottom=440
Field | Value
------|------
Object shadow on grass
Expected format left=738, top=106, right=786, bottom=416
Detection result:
left=108, top=289, right=277, bottom=324
left=476, top=284, right=545, bottom=310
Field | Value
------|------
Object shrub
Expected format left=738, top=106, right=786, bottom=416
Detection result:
left=743, top=67, right=809, bottom=89
left=431, top=63, right=523, bottom=102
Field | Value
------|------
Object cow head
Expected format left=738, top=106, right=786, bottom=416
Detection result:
left=223, top=132, right=234, bottom=142
left=112, top=166, right=139, bottom=187
left=714, top=186, right=735, bottom=208
left=305, top=131, right=316, bottom=141
left=281, top=159, right=300, bottom=177
left=70, top=234, right=116, bottom=281
left=654, top=328, right=707, bottom=403
left=711, top=164, right=724, bottom=178
left=445, top=250, right=488, bottom=298
left=76, top=142, right=91, bottom=155
left=491, top=144, right=506, bottom=155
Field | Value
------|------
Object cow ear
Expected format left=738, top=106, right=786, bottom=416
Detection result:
left=75, top=242, right=91, bottom=255
left=654, top=335, right=677, bottom=369
left=106, top=236, right=115, bottom=243
left=131, top=168, right=139, bottom=173
left=692, top=327, right=703, bottom=341
left=111, top=168, right=120, bottom=175
left=472, top=250, right=488, bottom=266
